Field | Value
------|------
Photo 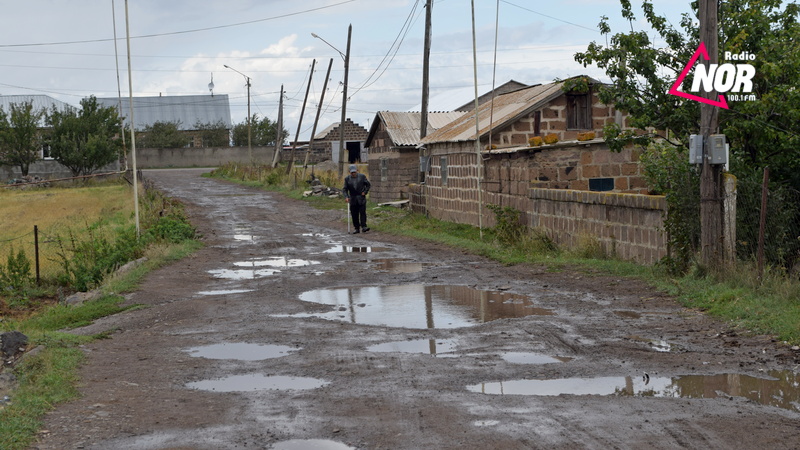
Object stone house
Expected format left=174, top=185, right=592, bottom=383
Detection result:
left=365, top=111, right=465, bottom=203
left=286, top=119, right=369, bottom=166
left=414, top=77, right=666, bottom=264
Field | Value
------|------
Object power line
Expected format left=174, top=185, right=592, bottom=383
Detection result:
left=0, top=1, right=358, bottom=48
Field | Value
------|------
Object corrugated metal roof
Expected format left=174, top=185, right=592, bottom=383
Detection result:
left=370, top=111, right=467, bottom=147
left=95, top=94, right=231, bottom=131
left=420, top=81, right=566, bottom=144
left=0, top=95, right=74, bottom=126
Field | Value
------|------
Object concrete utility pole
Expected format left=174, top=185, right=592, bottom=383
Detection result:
left=286, top=59, right=316, bottom=174
left=271, top=85, right=283, bottom=168
left=699, top=0, right=723, bottom=266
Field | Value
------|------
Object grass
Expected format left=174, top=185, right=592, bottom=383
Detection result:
left=0, top=180, right=201, bottom=450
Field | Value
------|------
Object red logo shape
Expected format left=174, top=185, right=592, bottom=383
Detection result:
left=669, top=42, right=729, bottom=109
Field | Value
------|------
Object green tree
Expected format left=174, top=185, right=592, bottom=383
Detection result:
left=47, top=96, right=123, bottom=177
left=137, top=121, right=188, bottom=149
left=194, top=120, right=230, bottom=147
left=574, top=0, right=800, bottom=189
left=0, top=101, right=46, bottom=176
left=232, top=114, right=287, bottom=147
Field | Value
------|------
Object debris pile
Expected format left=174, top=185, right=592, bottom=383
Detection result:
left=303, top=177, right=342, bottom=198
left=6, top=176, right=49, bottom=189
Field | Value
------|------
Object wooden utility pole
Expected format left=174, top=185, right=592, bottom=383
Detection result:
left=420, top=0, right=433, bottom=141
left=286, top=59, right=316, bottom=174
left=699, top=0, right=723, bottom=266
left=271, top=85, right=283, bottom=168
left=338, top=25, right=352, bottom=176
left=303, top=58, right=334, bottom=179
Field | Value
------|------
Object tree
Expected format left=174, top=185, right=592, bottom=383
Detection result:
left=194, top=120, right=230, bottom=147
left=574, top=0, right=800, bottom=189
left=0, top=101, right=46, bottom=176
left=47, top=96, right=123, bottom=177
left=137, top=121, right=187, bottom=149
left=232, top=114, right=287, bottom=147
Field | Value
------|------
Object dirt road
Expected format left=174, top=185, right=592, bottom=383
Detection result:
left=35, top=168, right=800, bottom=449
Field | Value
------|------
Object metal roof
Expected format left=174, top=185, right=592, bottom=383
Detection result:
left=0, top=95, right=74, bottom=126
left=95, top=94, right=231, bottom=131
left=365, top=111, right=467, bottom=148
left=420, top=81, right=566, bottom=145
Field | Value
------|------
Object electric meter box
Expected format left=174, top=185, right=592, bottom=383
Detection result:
left=689, top=134, right=704, bottom=164
left=708, top=134, right=728, bottom=165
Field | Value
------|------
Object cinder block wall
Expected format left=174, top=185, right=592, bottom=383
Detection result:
left=529, top=189, right=667, bottom=264
left=130, top=147, right=275, bottom=168
left=367, top=151, right=418, bottom=203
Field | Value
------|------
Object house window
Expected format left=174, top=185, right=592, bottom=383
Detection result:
left=440, top=156, right=448, bottom=186
left=533, top=110, right=541, bottom=136
left=566, top=93, right=591, bottom=130
left=589, top=177, right=614, bottom=192
left=40, top=144, right=54, bottom=160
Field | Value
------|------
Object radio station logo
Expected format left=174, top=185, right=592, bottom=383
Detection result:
left=669, top=42, right=757, bottom=109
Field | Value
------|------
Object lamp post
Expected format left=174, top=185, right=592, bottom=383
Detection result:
left=312, top=24, right=351, bottom=175
left=224, top=64, right=252, bottom=161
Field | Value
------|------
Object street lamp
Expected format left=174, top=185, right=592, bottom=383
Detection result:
left=312, top=25, right=351, bottom=175
left=224, top=64, right=252, bottom=161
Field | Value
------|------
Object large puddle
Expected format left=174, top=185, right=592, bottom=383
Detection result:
left=500, top=352, right=572, bottom=364
left=185, top=343, right=299, bottom=361
left=323, top=245, right=390, bottom=253
left=208, top=257, right=320, bottom=280
left=367, top=338, right=459, bottom=356
left=187, top=374, right=329, bottom=392
left=271, top=440, right=355, bottom=450
left=287, top=284, right=554, bottom=329
left=371, top=259, right=432, bottom=274
left=467, top=371, right=800, bottom=412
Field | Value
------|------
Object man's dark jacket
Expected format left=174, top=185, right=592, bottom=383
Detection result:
left=343, top=173, right=371, bottom=206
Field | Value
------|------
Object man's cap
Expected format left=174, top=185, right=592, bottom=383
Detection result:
left=349, top=164, right=357, bottom=173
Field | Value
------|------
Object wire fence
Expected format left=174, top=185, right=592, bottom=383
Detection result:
left=735, top=176, right=800, bottom=272
left=0, top=223, right=69, bottom=285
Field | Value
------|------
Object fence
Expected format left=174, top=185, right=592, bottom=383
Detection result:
left=0, top=223, right=78, bottom=285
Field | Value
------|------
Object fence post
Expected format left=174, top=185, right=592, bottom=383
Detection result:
left=757, top=167, right=769, bottom=281
left=723, top=174, right=737, bottom=264
left=34, top=225, right=41, bottom=285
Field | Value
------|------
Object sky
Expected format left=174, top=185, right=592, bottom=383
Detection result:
left=0, top=0, right=693, bottom=141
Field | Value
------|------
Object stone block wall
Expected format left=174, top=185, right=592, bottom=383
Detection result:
left=530, top=188, right=667, bottom=264
left=367, top=151, right=419, bottom=203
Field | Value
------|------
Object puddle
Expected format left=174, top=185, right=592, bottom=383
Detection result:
left=234, top=257, right=320, bottom=268
left=185, top=343, right=299, bottom=361
left=500, top=352, right=572, bottom=364
left=367, top=338, right=459, bottom=356
left=187, top=374, right=329, bottom=392
left=626, top=335, right=680, bottom=352
left=197, top=289, right=254, bottom=296
left=371, top=259, right=431, bottom=274
left=323, top=245, right=390, bottom=253
left=208, top=268, right=281, bottom=279
left=614, top=310, right=642, bottom=319
left=290, top=284, right=554, bottom=329
left=467, top=371, right=800, bottom=412
left=271, top=440, right=355, bottom=450
left=473, top=420, right=500, bottom=427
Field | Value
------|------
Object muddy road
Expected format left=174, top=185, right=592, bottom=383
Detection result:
left=35, top=168, right=800, bottom=449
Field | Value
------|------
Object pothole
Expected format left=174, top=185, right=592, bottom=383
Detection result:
left=284, top=284, right=554, bottom=329
left=467, top=371, right=800, bottom=412
left=186, top=375, right=329, bottom=393
left=234, top=257, right=320, bottom=268
left=626, top=335, right=682, bottom=352
left=323, top=245, right=391, bottom=253
left=197, top=289, right=254, bottom=296
left=367, top=338, right=459, bottom=356
left=371, top=259, right=432, bottom=274
left=208, top=268, right=281, bottom=280
left=271, top=440, right=355, bottom=450
left=500, top=352, right=572, bottom=364
left=185, top=343, right=299, bottom=361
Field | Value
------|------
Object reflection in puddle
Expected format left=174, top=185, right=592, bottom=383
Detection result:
left=185, top=343, right=299, bottom=361
left=371, top=259, right=430, bottom=274
left=233, top=225, right=255, bottom=241
left=197, top=289, right=254, bottom=296
left=272, top=440, right=355, bottom=450
left=367, top=339, right=459, bottom=356
left=500, top=352, right=572, bottom=364
left=323, top=245, right=390, bottom=253
left=208, top=268, right=280, bottom=279
left=288, top=284, right=554, bottom=329
left=468, top=371, right=800, bottom=412
left=187, top=374, right=329, bottom=392
left=234, top=257, right=320, bottom=268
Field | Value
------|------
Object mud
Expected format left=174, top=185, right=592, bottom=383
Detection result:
left=33, top=168, right=800, bottom=449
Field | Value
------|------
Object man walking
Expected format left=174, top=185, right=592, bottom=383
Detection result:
left=343, top=164, right=371, bottom=234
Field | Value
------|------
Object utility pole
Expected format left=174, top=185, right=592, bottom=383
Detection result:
left=286, top=59, right=316, bottom=174
left=420, top=0, right=433, bottom=141
left=699, top=0, right=723, bottom=266
left=303, top=58, right=334, bottom=178
left=338, top=25, right=352, bottom=176
left=272, top=85, right=283, bottom=168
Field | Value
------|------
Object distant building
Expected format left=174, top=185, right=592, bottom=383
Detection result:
left=96, top=94, right=232, bottom=148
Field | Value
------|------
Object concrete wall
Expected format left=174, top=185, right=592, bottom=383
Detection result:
left=0, top=159, right=120, bottom=182
left=127, top=146, right=275, bottom=168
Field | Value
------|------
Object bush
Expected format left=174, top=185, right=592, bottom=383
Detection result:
left=487, top=204, right=525, bottom=245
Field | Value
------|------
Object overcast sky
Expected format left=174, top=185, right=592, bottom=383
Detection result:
left=0, top=0, right=691, bottom=140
